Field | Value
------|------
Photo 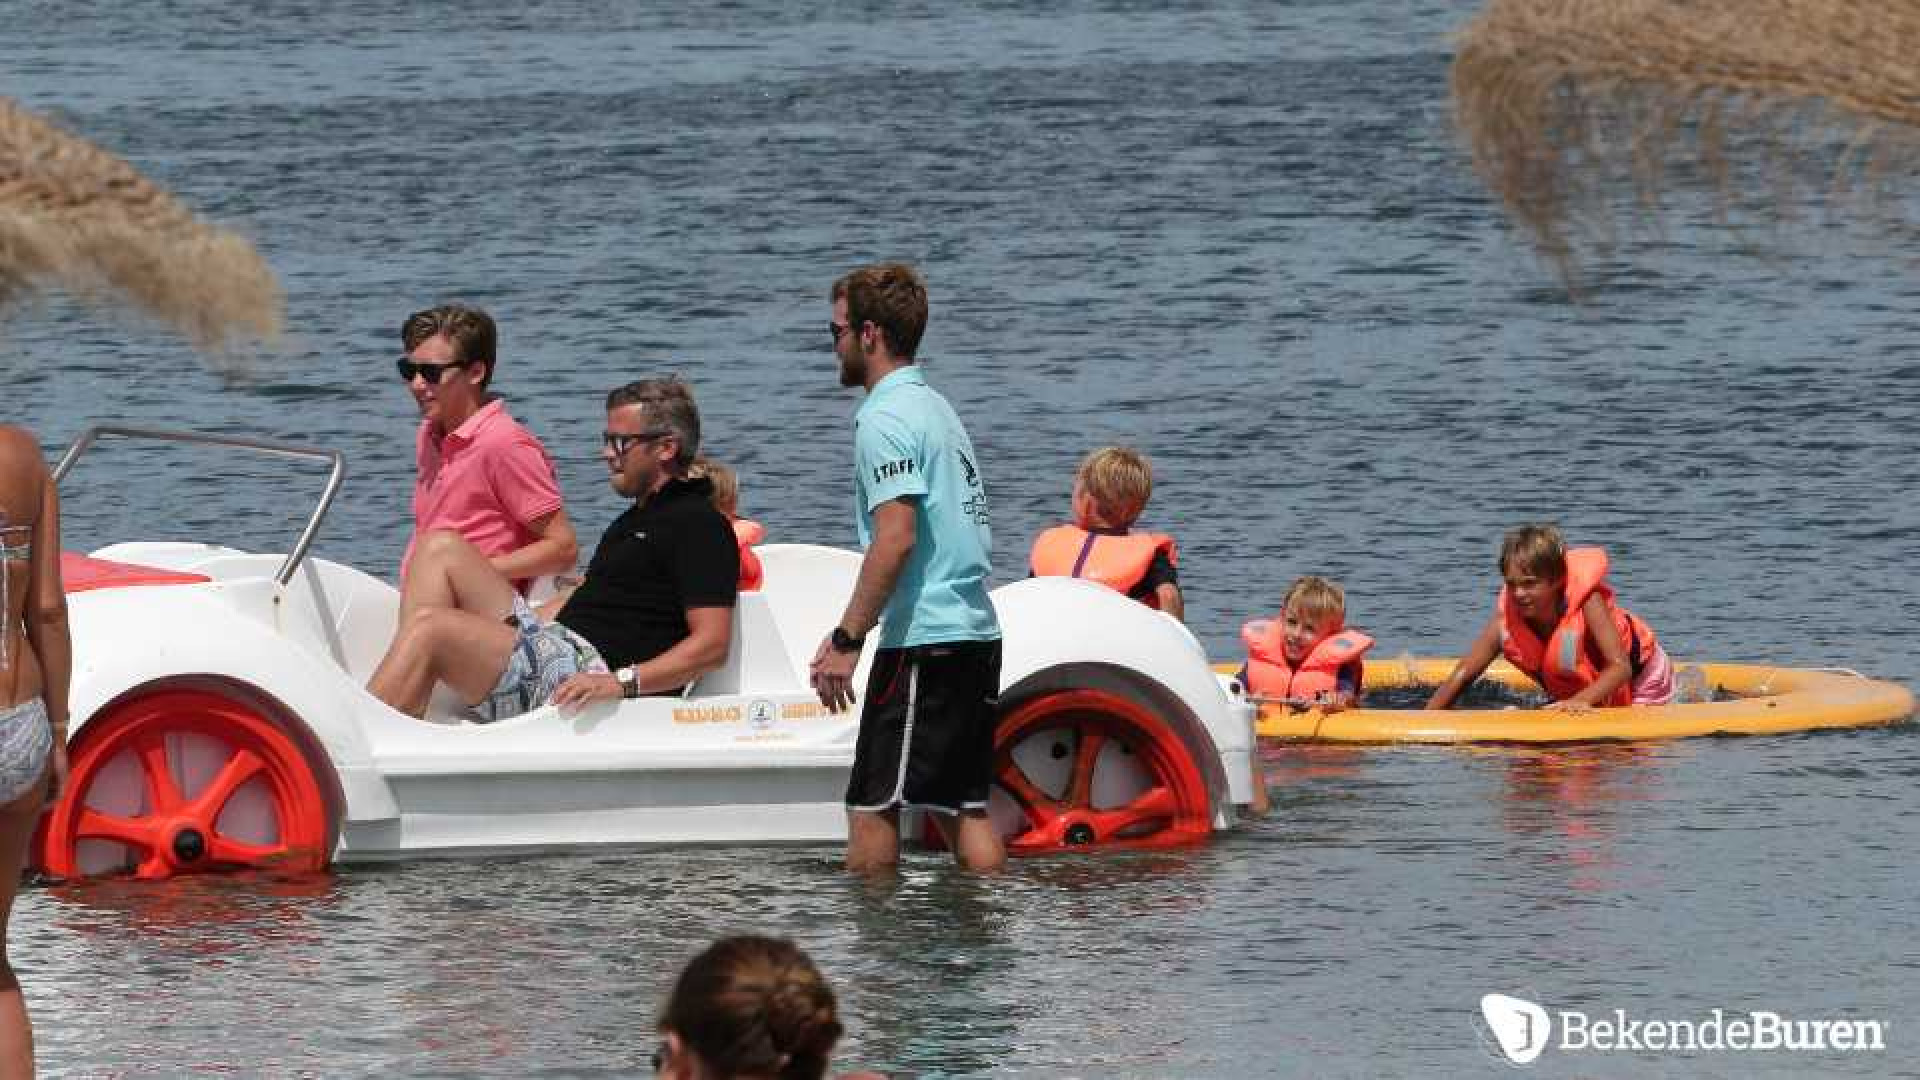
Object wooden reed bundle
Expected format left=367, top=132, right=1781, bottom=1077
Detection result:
left=1452, top=0, right=1920, bottom=270
left=0, top=97, right=281, bottom=352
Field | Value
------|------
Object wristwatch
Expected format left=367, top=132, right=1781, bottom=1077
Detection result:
left=830, top=625, right=866, bottom=653
left=616, top=665, right=640, bottom=698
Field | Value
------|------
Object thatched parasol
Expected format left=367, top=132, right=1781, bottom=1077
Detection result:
left=0, top=96, right=281, bottom=352
left=1451, top=0, right=1920, bottom=271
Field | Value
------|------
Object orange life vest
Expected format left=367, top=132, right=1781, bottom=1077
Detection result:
left=1240, top=619, right=1374, bottom=702
left=733, top=517, right=764, bottom=592
left=1028, top=525, right=1178, bottom=608
left=1498, top=547, right=1659, bottom=706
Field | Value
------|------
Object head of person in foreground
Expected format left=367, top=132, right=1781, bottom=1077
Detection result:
left=655, top=935, right=853, bottom=1080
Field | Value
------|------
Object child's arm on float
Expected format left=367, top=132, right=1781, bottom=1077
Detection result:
left=1545, top=594, right=1631, bottom=712
left=1323, top=659, right=1362, bottom=713
left=1425, top=615, right=1502, bottom=710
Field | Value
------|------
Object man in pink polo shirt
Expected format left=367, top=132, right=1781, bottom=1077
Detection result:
left=396, top=304, right=578, bottom=606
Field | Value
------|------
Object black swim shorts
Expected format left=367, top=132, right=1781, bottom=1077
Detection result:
left=844, top=639, right=1002, bottom=816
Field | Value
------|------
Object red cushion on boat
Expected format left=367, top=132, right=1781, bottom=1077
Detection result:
left=61, top=551, right=211, bottom=593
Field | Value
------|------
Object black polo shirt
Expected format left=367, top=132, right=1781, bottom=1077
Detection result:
left=556, top=476, right=739, bottom=672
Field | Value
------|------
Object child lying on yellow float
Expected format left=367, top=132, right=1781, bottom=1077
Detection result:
left=1426, top=524, right=1673, bottom=713
left=1237, top=575, right=1373, bottom=713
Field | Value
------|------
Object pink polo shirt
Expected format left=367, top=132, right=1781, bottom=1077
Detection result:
left=402, top=398, right=564, bottom=587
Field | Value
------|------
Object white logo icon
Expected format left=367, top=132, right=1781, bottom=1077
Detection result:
left=747, top=699, right=776, bottom=731
left=1482, top=994, right=1552, bottom=1065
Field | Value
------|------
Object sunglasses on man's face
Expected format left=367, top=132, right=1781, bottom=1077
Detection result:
left=829, top=321, right=852, bottom=343
left=602, top=431, right=673, bottom=456
left=395, top=356, right=474, bottom=384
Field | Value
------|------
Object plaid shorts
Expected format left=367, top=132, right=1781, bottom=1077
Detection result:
left=473, top=597, right=609, bottom=723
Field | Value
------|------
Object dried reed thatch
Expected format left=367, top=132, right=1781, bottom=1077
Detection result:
left=0, top=97, right=281, bottom=352
left=1451, top=0, right=1920, bottom=272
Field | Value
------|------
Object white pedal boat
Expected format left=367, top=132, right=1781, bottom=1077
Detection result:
left=40, top=427, right=1256, bottom=880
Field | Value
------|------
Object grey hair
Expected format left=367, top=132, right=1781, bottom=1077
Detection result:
left=606, top=378, right=700, bottom=470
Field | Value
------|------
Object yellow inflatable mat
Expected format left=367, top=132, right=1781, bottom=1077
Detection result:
left=1218, top=658, right=1915, bottom=743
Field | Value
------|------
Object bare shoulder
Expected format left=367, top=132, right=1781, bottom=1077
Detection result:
left=0, top=427, right=50, bottom=498
left=0, top=426, right=45, bottom=469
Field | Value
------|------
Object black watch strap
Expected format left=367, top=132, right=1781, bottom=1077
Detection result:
left=831, top=625, right=866, bottom=652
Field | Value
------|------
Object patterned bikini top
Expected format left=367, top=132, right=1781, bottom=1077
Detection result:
left=0, top=507, right=28, bottom=669
left=0, top=502, right=27, bottom=564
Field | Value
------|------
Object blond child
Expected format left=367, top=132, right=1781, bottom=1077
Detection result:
left=1028, top=446, right=1183, bottom=619
left=1237, top=576, right=1374, bottom=712
left=1426, top=524, right=1672, bottom=712
left=688, top=458, right=764, bottom=591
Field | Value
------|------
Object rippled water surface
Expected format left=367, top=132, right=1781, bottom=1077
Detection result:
left=6, top=1, right=1919, bottom=1076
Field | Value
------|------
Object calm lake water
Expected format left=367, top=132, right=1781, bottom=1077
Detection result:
left=6, top=1, right=1918, bottom=1076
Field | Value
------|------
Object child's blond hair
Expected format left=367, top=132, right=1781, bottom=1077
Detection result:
left=1283, top=575, right=1347, bottom=630
left=1499, top=524, right=1567, bottom=581
left=688, top=457, right=739, bottom=518
left=1076, top=446, right=1153, bottom=526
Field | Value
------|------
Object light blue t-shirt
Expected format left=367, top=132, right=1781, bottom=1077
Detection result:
left=853, top=365, right=1000, bottom=648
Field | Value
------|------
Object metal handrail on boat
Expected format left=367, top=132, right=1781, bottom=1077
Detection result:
left=53, top=425, right=346, bottom=587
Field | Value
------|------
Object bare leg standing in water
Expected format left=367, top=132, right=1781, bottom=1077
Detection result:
left=0, top=425, right=73, bottom=1079
left=0, top=759, right=49, bottom=1079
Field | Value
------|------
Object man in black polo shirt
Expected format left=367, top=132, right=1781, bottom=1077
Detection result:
left=367, top=379, right=738, bottom=720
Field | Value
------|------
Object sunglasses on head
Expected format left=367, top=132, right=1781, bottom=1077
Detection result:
left=603, top=431, right=673, bottom=456
left=395, top=356, right=475, bottom=384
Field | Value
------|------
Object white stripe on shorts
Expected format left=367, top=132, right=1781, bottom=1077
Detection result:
left=887, top=657, right=920, bottom=806
left=849, top=655, right=924, bottom=814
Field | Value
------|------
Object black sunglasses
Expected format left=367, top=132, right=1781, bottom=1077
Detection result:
left=829, top=321, right=852, bottom=343
left=603, top=431, right=673, bottom=456
left=395, top=356, right=474, bottom=384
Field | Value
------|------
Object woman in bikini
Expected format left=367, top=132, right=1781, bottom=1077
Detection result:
left=0, top=424, right=69, bottom=1076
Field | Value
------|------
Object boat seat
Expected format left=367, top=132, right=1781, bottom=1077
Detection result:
left=688, top=592, right=803, bottom=696
left=178, top=553, right=399, bottom=679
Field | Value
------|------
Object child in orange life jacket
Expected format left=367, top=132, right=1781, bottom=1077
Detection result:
left=1028, top=446, right=1184, bottom=620
left=1426, top=524, right=1674, bottom=712
left=1237, top=576, right=1373, bottom=711
left=689, top=458, right=764, bottom=592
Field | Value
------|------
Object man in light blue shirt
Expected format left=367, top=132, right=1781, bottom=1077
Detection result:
left=810, top=263, right=1005, bottom=873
